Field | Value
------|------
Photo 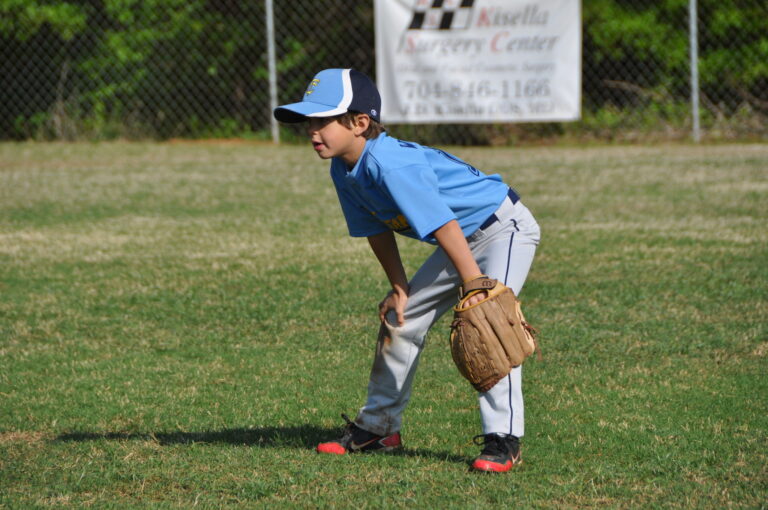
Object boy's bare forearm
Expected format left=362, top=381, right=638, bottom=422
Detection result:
left=432, top=220, right=482, bottom=283
left=367, top=231, right=409, bottom=292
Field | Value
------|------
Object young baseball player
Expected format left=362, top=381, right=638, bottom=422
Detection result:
left=273, top=68, right=540, bottom=473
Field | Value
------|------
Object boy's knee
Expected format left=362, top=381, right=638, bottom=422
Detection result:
left=381, top=316, right=428, bottom=347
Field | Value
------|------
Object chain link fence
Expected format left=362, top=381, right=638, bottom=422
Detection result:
left=1, top=0, right=766, bottom=144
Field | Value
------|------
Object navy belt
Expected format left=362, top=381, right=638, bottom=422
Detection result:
left=479, top=189, right=519, bottom=231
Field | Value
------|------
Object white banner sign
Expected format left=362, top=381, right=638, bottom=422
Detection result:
left=375, top=0, right=581, bottom=123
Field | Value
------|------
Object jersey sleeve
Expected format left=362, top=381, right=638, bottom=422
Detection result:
left=380, top=164, right=456, bottom=241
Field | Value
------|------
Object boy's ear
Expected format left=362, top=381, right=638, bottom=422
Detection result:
left=352, top=113, right=370, bottom=135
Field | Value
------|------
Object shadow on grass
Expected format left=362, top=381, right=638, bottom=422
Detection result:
left=54, top=426, right=468, bottom=464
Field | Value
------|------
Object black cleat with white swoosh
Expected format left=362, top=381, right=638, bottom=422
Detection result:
left=317, top=414, right=402, bottom=455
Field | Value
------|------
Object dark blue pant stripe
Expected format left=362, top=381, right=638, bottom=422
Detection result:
left=507, top=373, right=514, bottom=435
left=503, top=231, right=515, bottom=287
left=502, top=224, right=518, bottom=436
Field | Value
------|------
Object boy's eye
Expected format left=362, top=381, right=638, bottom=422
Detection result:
left=308, top=117, right=335, bottom=130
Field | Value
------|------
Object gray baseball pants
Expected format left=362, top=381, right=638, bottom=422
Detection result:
left=355, top=195, right=540, bottom=438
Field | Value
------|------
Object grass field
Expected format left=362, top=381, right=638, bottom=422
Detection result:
left=1, top=141, right=766, bottom=508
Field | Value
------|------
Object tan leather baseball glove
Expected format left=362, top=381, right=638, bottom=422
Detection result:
left=449, top=276, right=539, bottom=392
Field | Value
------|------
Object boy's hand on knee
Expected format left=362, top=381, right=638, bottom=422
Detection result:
left=379, top=287, right=409, bottom=326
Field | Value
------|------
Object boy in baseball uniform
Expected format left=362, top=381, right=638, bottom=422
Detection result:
left=274, top=69, right=540, bottom=473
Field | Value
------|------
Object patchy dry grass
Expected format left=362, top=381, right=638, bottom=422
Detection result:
left=1, top=141, right=766, bottom=508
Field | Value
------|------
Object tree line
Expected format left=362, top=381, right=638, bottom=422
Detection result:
left=1, top=0, right=765, bottom=140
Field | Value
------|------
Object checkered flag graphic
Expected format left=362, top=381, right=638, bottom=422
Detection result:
left=408, top=0, right=475, bottom=30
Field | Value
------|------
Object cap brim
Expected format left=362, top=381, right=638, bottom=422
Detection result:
left=273, top=101, right=345, bottom=123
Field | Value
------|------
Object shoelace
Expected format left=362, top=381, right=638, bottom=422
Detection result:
left=473, top=434, right=511, bottom=456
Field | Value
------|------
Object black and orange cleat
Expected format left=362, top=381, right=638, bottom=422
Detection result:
left=317, top=414, right=402, bottom=455
left=471, top=433, right=522, bottom=473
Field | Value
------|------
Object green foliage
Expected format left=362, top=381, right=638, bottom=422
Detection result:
left=1, top=0, right=269, bottom=139
left=0, top=1, right=766, bottom=140
left=583, top=0, right=767, bottom=115
left=0, top=0, right=87, bottom=40
left=585, top=0, right=685, bottom=64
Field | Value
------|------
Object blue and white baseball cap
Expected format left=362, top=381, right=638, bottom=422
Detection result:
left=273, top=68, right=381, bottom=123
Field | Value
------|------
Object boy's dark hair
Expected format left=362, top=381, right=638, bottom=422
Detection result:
left=338, top=111, right=386, bottom=140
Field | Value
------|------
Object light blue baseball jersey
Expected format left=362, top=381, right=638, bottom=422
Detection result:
left=330, top=132, right=510, bottom=244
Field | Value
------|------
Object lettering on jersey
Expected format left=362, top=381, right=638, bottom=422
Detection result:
left=397, top=138, right=479, bottom=175
left=433, top=147, right=480, bottom=175
left=382, top=214, right=411, bottom=232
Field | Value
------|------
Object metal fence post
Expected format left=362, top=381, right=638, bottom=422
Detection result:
left=689, top=0, right=701, bottom=143
left=266, top=0, right=279, bottom=143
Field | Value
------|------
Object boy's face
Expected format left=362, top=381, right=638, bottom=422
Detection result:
left=305, top=115, right=367, bottom=167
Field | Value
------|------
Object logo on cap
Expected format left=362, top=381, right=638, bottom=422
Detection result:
left=306, top=79, right=320, bottom=96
